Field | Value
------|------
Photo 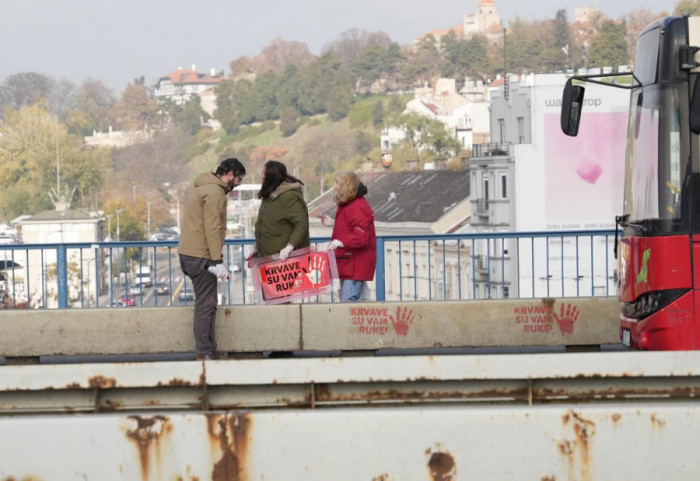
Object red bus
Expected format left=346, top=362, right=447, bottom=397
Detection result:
left=561, top=16, right=700, bottom=349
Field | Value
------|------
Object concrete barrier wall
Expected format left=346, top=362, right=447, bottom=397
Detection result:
left=0, top=297, right=620, bottom=357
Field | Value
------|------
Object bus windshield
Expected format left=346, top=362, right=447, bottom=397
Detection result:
left=623, top=85, right=686, bottom=232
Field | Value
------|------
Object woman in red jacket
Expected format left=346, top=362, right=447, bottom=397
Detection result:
left=325, top=172, right=376, bottom=302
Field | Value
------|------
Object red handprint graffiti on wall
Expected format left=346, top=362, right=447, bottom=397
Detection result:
left=389, top=306, right=415, bottom=337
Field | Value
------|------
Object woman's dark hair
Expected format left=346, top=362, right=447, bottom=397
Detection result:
left=257, top=160, right=303, bottom=199
left=214, top=158, right=246, bottom=177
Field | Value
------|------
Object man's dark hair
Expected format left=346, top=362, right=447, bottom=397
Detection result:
left=214, top=158, right=246, bottom=177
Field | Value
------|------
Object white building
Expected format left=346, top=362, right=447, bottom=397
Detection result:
left=468, top=73, right=630, bottom=298
left=19, top=205, right=105, bottom=308
left=154, top=65, right=222, bottom=106
left=381, top=78, right=490, bottom=155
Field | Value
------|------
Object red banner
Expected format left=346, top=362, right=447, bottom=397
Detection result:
left=250, top=247, right=338, bottom=305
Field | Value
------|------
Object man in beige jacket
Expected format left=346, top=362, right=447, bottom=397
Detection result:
left=178, top=158, right=246, bottom=360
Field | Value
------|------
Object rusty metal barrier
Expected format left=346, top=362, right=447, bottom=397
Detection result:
left=0, top=297, right=620, bottom=360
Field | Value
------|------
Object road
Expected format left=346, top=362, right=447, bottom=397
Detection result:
left=97, top=247, right=249, bottom=308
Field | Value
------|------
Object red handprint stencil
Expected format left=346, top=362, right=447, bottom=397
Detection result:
left=552, top=303, right=580, bottom=334
left=299, top=254, right=327, bottom=288
left=389, top=306, right=415, bottom=337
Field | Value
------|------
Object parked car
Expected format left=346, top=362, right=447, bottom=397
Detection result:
left=110, top=300, right=124, bottom=307
left=119, top=295, right=136, bottom=306
left=128, top=285, right=142, bottom=296
left=155, top=282, right=169, bottom=295
left=178, top=288, right=195, bottom=302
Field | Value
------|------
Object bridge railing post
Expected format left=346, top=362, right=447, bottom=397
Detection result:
left=375, top=237, right=385, bottom=301
left=57, top=245, right=69, bottom=309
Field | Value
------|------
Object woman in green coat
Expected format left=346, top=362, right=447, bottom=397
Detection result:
left=248, top=160, right=310, bottom=262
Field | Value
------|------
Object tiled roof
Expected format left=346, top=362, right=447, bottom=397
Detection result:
left=308, top=170, right=470, bottom=224
left=157, top=68, right=221, bottom=86
left=23, top=209, right=97, bottom=222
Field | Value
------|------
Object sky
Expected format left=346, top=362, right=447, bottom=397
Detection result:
left=0, top=0, right=681, bottom=93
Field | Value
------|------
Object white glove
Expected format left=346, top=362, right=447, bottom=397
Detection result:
left=207, top=265, right=230, bottom=282
left=279, top=244, right=294, bottom=261
left=320, top=214, right=335, bottom=227
left=328, top=239, right=344, bottom=251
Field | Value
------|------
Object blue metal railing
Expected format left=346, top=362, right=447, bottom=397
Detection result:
left=0, top=230, right=617, bottom=309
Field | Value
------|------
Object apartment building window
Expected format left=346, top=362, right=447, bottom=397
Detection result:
left=483, top=178, right=489, bottom=200
left=498, top=119, right=506, bottom=143
left=517, top=117, right=525, bottom=143
left=500, top=174, right=507, bottom=199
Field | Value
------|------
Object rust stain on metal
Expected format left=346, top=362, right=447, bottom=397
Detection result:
left=65, top=382, right=81, bottom=389
left=560, top=410, right=595, bottom=481
left=2, top=477, right=44, bottom=481
left=210, top=413, right=252, bottom=481
left=159, top=377, right=194, bottom=387
left=541, top=476, right=556, bottom=481
left=88, top=375, right=117, bottom=388
left=558, top=440, right=573, bottom=456
left=125, top=415, right=171, bottom=481
left=314, top=386, right=528, bottom=403
left=427, top=451, right=456, bottom=481
left=102, top=399, right=124, bottom=411
left=611, top=413, right=622, bottom=425
left=372, top=474, right=390, bottom=481
left=650, top=412, right=666, bottom=429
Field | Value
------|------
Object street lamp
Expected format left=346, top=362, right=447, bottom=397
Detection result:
left=132, top=184, right=139, bottom=201
left=115, top=209, right=124, bottom=242
left=104, top=214, right=114, bottom=241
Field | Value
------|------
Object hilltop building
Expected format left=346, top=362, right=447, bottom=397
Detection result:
left=464, top=0, right=504, bottom=41
left=381, top=77, right=491, bottom=157
left=415, top=0, right=503, bottom=48
left=153, top=65, right=222, bottom=106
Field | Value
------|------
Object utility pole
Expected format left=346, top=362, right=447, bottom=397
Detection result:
left=146, top=202, right=152, bottom=239
left=115, top=209, right=124, bottom=241
left=131, top=185, right=139, bottom=201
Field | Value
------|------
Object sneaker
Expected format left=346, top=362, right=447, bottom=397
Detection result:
left=195, top=354, right=214, bottom=361
left=213, top=351, right=229, bottom=360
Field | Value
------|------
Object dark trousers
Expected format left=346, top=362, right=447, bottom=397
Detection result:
left=179, top=254, right=218, bottom=357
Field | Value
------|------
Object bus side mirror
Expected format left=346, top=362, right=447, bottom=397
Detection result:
left=690, top=76, right=700, bottom=134
left=561, top=82, right=585, bottom=136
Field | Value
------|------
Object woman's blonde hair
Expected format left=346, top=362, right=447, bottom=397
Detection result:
left=334, top=172, right=361, bottom=205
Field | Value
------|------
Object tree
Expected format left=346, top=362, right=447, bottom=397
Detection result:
left=179, top=95, right=208, bottom=135
left=589, top=19, right=629, bottom=69
left=388, top=113, right=461, bottom=161
left=551, top=9, right=571, bottom=71
left=279, top=106, right=299, bottom=137
left=214, top=79, right=238, bottom=134
left=110, top=84, right=158, bottom=130
left=372, top=100, right=384, bottom=126
left=253, top=38, right=315, bottom=74
left=0, top=72, right=55, bottom=115
left=324, top=29, right=392, bottom=70
left=103, top=200, right=144, bottom=241
left=675, top=0, right=700, bottom=15
left=624, top=8, right=666, bottom=62
left=301, top=129, right=354, bottom=194
left=0, top=104, right=110, bottom=219
left=65, top=79, right=115, bottom=136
